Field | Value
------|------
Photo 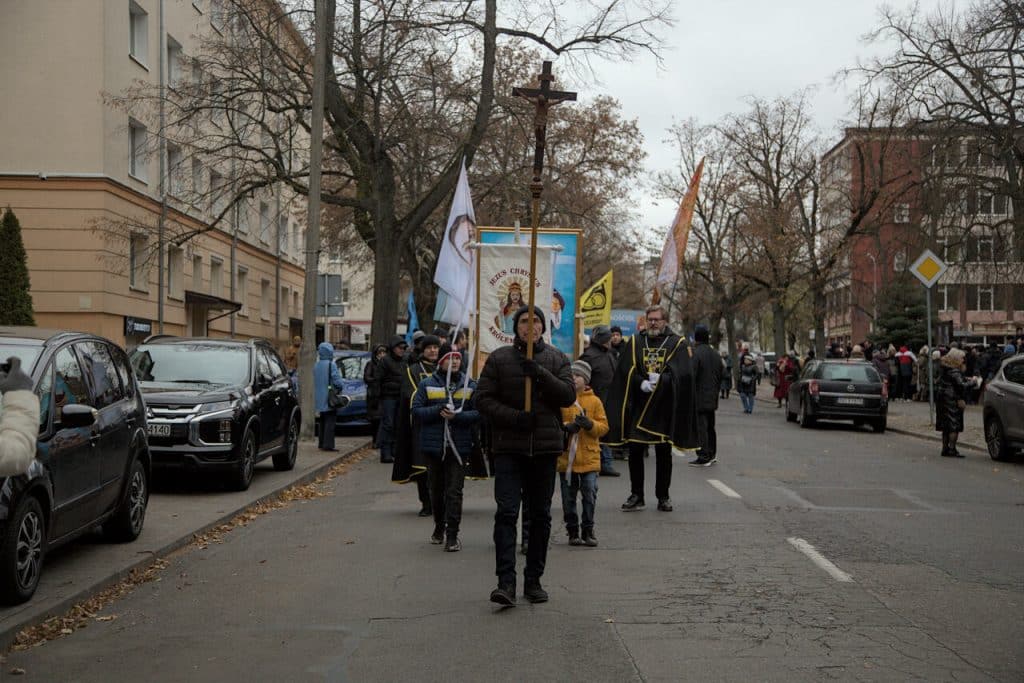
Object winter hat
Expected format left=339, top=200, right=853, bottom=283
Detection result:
left=610, top=325, right=622, bottom=335
left=412, top=329, right=425, bottom=343
left=512, top=305, right=547, bottom=334
left=694, top=324, right=710, bottom=343
left=571, top=360, right=592, bottom=384
left=420, top=334, right=441, bottom=351
left=437, top=343, right=461, bottom=368
left=591, top=325, right=612, bottom=346
left=432, top=327, right=449, bottom=338
left=389, top=335, right=408, bottom=351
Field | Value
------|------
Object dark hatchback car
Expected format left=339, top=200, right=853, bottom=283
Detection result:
left=786, top=360, right=888, bottom=432
left=130, top=337, right=300, bottom=491
left=982, top=355, right=1024, bottom=461
left=0, top=328, right=150, bottom=604
left=333, top=350, right=371, bottom=428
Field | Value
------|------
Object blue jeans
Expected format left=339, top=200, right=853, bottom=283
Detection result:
left=740, top=393, right=755, bottom=413
left=560, top=471, right=598, bottom=533
left=377, top=398, right=398, bottom=460
left=599, top=443, right=613, bottom=471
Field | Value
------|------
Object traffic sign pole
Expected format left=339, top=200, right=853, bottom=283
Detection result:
left=927, top=287, right=934, bottom=426
left=910, top=248, right=946, bottom=429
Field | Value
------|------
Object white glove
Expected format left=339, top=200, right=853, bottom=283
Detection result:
left=640, top=380, right=654, bottom=393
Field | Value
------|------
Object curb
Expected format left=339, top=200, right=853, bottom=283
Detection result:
left=0, top=439, right=370, bottom=651
left=752, top=394, right=987, bottom=454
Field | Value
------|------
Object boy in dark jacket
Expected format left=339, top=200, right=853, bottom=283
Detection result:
left=412, top=345, right=479, bottom=551
left=476, top=306, right=576, bottom=606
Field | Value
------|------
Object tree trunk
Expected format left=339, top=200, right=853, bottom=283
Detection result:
left=772, top=299, right=786, bottom=356
left=370, top=219, right=402, bottom=344
left=724, top=311, right=738, bottom=385
left=811, top=280, right=827, bottom=358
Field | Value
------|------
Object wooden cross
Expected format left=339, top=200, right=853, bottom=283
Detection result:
left=512, top=61, right=577, bottom=411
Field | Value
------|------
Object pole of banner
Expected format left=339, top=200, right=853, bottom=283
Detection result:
left=513, top=61, right=577, bottom=411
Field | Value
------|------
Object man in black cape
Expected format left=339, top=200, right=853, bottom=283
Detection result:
left=604, top=305, right=699, bottom=512
left=392, top=334, right=440, bottom=516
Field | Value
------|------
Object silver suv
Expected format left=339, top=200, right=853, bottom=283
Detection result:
left=982, top=356, right=1024, bottom=461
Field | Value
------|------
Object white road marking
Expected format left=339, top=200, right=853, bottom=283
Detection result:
left=707, top=479, right=742, bottom=499
left=787, top=537, right=854, bottom=583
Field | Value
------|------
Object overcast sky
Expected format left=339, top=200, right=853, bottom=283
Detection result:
left=577, top=0, right=948, bottom=236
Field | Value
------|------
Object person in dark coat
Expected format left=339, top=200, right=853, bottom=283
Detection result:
left=377, top=336, right=408, bottom=464
left=364, top=344, right=387, bottom=448
left=392, top=335, right=440, bottom=516
left=935, top=348, right=976, bottom=458
left=604, top=305, right=700, bottom=513
left=580, top=324, right=620, bottom=477
left=737, top=355, right=758, bottom=413
left=475, top=305, right=576, bottom=606
left=412, top=344, right=479, bottom=552
left=690, top=324, right=722, bottom=466
left=719, top=351, right=732, bottom=399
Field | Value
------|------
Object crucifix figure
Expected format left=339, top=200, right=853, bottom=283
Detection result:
left=512, top=60, right=577, bottom=410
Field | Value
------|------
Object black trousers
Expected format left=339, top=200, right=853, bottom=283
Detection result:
left=427, top=452, right=466, bottom=536
left=416, top=474, right=430, bottom=508
left=628, top=442, right=672, bottom=501
left=696, top=410, right=717, bottom=459
left=493, top=454, right=557, bottom=588
left=317, top=411, right=336, bottom=450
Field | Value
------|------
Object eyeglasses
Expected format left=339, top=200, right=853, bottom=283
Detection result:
left=646, top=317, right=664, bottom=323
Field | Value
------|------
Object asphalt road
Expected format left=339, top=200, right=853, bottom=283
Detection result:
left=5, top=398, right=1022, bottom=682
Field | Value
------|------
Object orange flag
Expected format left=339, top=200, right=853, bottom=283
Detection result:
left=652, top=157, right=704, bottom=305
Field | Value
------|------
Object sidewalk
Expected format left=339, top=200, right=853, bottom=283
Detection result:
left=751, top=380, right=986, bottom=452
left=0, top=436, right=369, bottom=649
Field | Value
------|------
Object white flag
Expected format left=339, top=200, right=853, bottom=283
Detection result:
left=433, top=159, right=476, bottom=323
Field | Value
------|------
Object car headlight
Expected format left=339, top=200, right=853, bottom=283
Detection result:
left=201, top=400, right=238, bottom=413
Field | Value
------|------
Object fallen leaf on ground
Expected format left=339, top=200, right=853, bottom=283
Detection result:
left=10, top=667, right=25, bottom=675
left=604, top=618, right=614, bottom=623
left=95, top=616, right=118, bottom=622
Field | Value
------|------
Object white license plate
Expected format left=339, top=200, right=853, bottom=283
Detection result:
left=148, top=423, right=172, bottom=437
left=836, top=398, right=863, bottom=406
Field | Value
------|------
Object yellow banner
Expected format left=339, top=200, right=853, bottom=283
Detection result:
left=579, top=270, right=613, bottom=327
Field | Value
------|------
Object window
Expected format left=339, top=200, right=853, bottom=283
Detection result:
left=341, top=285, right=349, bottom=304
left=191, top=157, right=203, bottom=199
left=210, top=0, right=225, bottom=31
left=977, top=192, right=1008, bottom=216
left=278, top=215, right=288, bottom=254
left=280, top=286, right=288, bottom=324
left=938, top=285, right=952, bottom=312
left=166, top=35, right=182, bottom=86
left=129, top=234, right=148, bottom=290
left=977, top=235, right=994, bottom=262
left=259, top=202, right=271, bottom=244
left=979, top=285, right=994, bottom=312
left=1016, top=283, right=1024, bottom=312
left=129, top=1, right=148, bottom=66
left=267, top=351, right=288, bottom=379
left=937, top=237, right=959, bottom=264
left=209, top=169, right=225, bottom=215
left=237, top=267, right=248, bottom=316
left=292, top=290, right=300, bottom=317
left=893, top=203, right=910, bottom=224
left=1004, top=360, right=1024, bottom=386
left=209, top=257, right=223, bottom=297
left=54, top=347, right=91, bottom=414
left=260, top=279, right=271, bottom=320
left=237, top=199, right=250, bottom=234
left=166, top=143, right=184, bottom=196
left=192, top=254, right=203, bottom=291
left=35, top=363, right=53, bottom=434
left=129, top=119, right=147, bottom=181
left=168, top=247, right=184, bottom=299
left=256, top=348, right=275, bottom=385
left=78, top=342, right=124, bottom=410
left=110, top=346, right=137, bottom=399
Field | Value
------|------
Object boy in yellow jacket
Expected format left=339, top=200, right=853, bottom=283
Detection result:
left=559, top=360, right=609, bottom=547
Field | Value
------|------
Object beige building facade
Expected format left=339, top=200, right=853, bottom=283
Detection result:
left=0, top=0, right=308, bottom=349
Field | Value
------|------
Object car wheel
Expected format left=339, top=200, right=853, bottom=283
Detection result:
left=103, top=458, right=149, bottom=542
left=0, top=495, right=46, bottom=605
left=231, top=428, right=257, bottom=491
left=985, top=416, right=1010, bottom=461
left=872, top=417, right=887, bottom=433
left=799, top=399, right=816, bottom=428
left=273, top=414, right=299, bottom=472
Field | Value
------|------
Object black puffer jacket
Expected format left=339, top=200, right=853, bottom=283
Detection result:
left=379, top=338, right=408, bottom=400
left=692, top=342, right=723, bottom=412
left=476, top=338, right=575, bottom=456
left=580, top=343, right=617, bottom=402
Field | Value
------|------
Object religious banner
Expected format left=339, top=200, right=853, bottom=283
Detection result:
left=479, top=228, right=581, bottom=357
left=477, top=244, right=553, bottom=356
left=579, top=270, right=613, bottom=328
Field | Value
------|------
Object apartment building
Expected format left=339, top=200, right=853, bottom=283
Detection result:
left=821, top=127, right=1023, bottom=346
left=0, top=0, right=309, bottom=349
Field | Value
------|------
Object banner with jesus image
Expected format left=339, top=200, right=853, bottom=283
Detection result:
left=477, top=244, right=553, bottom=357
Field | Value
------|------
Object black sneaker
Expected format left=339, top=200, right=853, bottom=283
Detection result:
left=490, top=584, right=516, bottom=607
left=600, top=467, right=621, bottom=477
left=444, top=536, right=462, bottom=552
left=657, top=498, right=673, bottom=512
left=688, top=456, right=705, bottom=466
left=568, top=530, right=584, bottom=546
left=430, top=526, right=444, bottom=544
left=582, top=530, right=598, bottom=547
left=621, top=494, right=645, bottom=511
left=524, top=582, right=549, bottom=603
left=418, top=506, right=432, bottom=517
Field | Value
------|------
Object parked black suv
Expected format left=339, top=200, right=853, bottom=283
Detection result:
left=129, top=337, right=300, bottom=491
left=0, top=328, right=151, bottom=604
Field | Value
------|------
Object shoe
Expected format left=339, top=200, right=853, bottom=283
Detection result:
left=688, top=456, right=704, bottom=466
left=380, top=455, right=394, bottom=463
left=568, top=530, right=584, bottom=546
left=582, top=530, right=598, bottom=547
left=418, top=506, right=432, bottom=517
left=490, top=584, right=516, bottom=607
left=621, top=494, right=645, bottom=511
left=690, top=456, right=716, bottom=467
left=430, top=526, right=444, bottom=544
left=600, top=467, right=621, bottom=477
left=524, top=581, right=549, bottom=604
left=657, top=498, right=673, bottom=512
left=444, top=536, right=462, bottom=552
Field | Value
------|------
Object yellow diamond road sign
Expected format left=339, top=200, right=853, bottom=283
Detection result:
left=910, top=249, right=947, bottom=288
